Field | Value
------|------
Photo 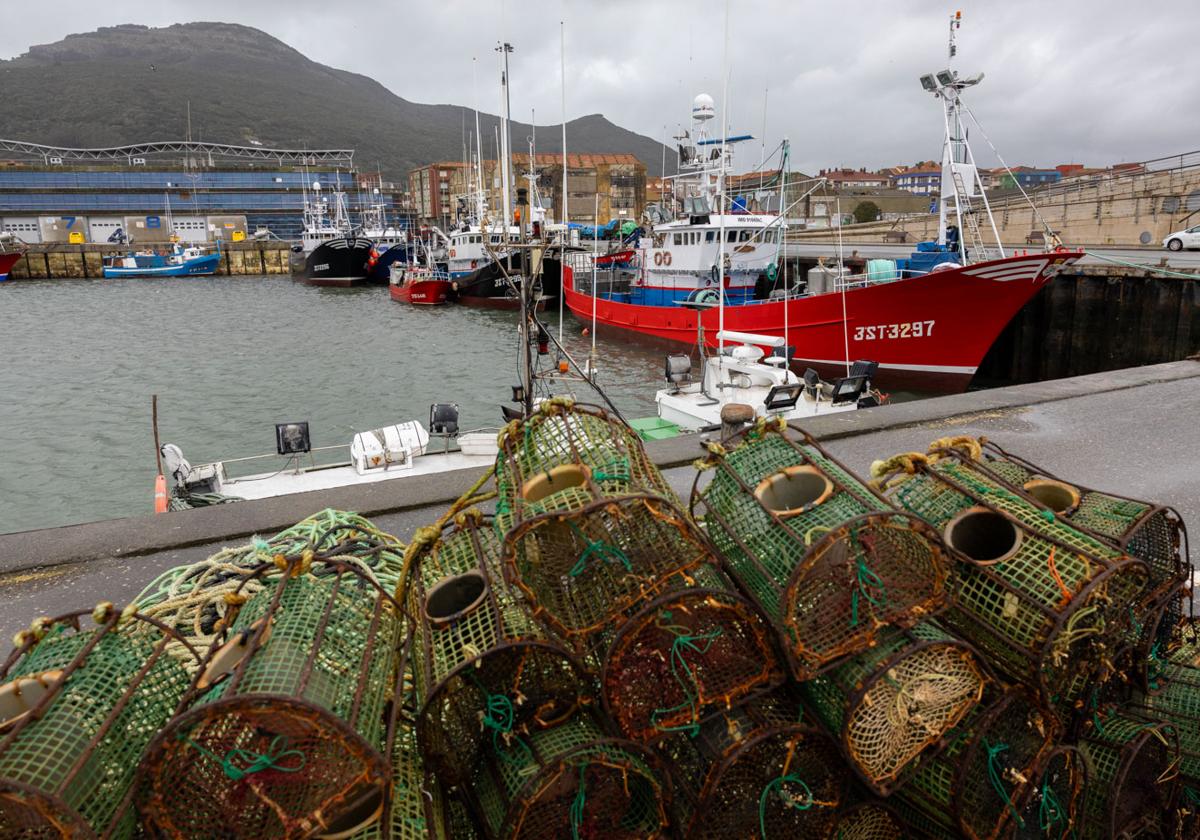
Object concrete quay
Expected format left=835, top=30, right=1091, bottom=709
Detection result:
left=1, top=359, right=1197, bottom=644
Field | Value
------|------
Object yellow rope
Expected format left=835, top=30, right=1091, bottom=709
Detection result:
left=869, top=452, right=929, bottom=489
left=927, top=435, right=986, bottom=461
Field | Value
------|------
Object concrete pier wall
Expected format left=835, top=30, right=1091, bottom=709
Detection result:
left=6, top=241, right=292, bottom=279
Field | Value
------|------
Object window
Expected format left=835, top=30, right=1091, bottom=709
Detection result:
left=705, top=231, right=715, bottom=243
left=673, top=233, right=683, bottom=245
left=727, top=230, right=737, bottom=242
left=739, top=230, right=752, bottom=242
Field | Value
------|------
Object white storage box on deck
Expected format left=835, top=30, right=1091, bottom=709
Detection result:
left=458, top=431, right=499, bottom=458
left=350, top=421, right=429, bottom=475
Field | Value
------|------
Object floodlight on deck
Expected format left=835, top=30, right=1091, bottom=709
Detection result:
left=920, top=74, right=938, bottom=92
left=935, top=69, right=956, bottom=87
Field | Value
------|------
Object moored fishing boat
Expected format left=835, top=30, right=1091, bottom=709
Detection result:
left=389, top=262, right=452, bottom=305
left=563, top=35, right=1082, bottom=392
left=291, top=180, right=375, bottom=287
left=102, top=241, right=221, bottom=278
left=0, top=232, right=26, bottom=282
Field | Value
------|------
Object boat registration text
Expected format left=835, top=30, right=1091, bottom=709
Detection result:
left=853, top=320, right=935, bottom=341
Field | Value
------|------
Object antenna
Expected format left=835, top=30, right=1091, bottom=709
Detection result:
left=948, top=9, right=961, bottom=62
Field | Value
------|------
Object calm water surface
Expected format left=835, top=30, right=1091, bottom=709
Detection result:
left=0, top=275, right=931, bottom=534
left=0, top=276, right=675, bottom=533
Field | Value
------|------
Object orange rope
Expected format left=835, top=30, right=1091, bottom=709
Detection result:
left=1047, top=547, right=1071, bottom=606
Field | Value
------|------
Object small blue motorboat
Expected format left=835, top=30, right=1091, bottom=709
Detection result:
left=103, top=241, right=221, bottom=278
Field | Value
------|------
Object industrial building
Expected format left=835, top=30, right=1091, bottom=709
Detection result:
left=0, top=140, right=412, bottom=243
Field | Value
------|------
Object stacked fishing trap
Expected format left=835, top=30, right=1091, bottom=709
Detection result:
left=0, top=402, right=1196, bottom=839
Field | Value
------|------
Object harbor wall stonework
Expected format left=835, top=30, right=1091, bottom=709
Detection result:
left=6, top=242, right=293, bottom=279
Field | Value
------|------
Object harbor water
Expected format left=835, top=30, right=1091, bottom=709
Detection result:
left=0, top=276, right=675, bottom=533
left=0, top=275, right=930, bottom=534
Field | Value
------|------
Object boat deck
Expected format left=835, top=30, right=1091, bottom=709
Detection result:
left=222, top=450, right=497, bottom=500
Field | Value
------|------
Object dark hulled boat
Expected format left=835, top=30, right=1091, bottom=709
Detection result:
left=451, top=249, right=565, bottom=309
left=297, top=237, right=374, bottom=287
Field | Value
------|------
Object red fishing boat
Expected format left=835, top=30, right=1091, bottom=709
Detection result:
left=0, top=232, right=26, bottom=282
left=389, top=263, right=452, bottom=305
left=563, top=13, right=1081, bottom=391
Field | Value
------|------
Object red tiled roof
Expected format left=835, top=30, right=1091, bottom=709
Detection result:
left=510, top=152, right=643, bottom=167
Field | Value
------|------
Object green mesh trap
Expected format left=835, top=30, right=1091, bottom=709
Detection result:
left=692, top=421, right=950, bottom=680
left=880, top=451, right=1149, bottom=713
left=892, top=688, right=1053, bottom=840
left=802, top=621, right=989, bottom=796
left=600, top=562, right=783, bottom=744
left=139, top=558, right=403, bottom=839
left=654, top=689, right=847, bottom=840
left=1077, top=711, right=1178, bottom=839
left=1012, top=745, right=1088, bottom=840
left=828, top=801, right=906, bottom=840
left=1130, top=652, right=1200, bottom=781
left=0, top=607, right=196, bottom=838
left=494, top=400, right=710, bottom=644
left=409, top=511, right=590, bottom=788
left=461, top=710, right=669, bottom=840
left=967, top=439, right=1191, bottom=601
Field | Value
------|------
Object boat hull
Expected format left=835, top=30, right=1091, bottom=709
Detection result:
left=102, top=253, right=220, bottom=278
left=452, top=252, right=563, bottom=310
left=0, top=251, right=22, bottom=282
left=563, top=252, right=1082, bottom=391
left=390, top=278, right=452, bottom=305
left=369, top=243, right=415, bottom=283
left=297, top=237, right=373, bottom=287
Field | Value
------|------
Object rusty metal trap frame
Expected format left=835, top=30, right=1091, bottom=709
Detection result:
left=407, top=510, right=592, bottom=788
left=801, top=620, right=990, bottom=797
left=689, top=419, right=951, bottom=681
left=1077, top=710, right=1179, bottom=840
left=828, top=800, right=907, bottom=840
left=892, top=687, right=1055, bottom=840
left=137, top=555, right=404, bottom=839
left=651, top=688, right=849, bottom=840
left=599, top=561, right=784, bottom=745
left=877, top=450, right=1150, bottom=713
left=963, top=438, right=1192, bottom=601
left=459, top=709, right=670, bottom=840
left=0, top=606, right=199, bottom=839
left=1011, top=745, right=1088, bottom=840
left=494, top=401, right=713, bottom=645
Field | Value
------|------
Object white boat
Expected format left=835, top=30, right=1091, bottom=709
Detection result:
left=159, top=407, right=499, bottom=508
left=654, top=330, right=882, bottom=432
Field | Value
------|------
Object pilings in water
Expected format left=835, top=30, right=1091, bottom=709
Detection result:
left=5, top=242, right=293, bottom=279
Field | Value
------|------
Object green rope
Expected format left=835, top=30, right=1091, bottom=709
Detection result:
left=570, top=764, right=587, bottom=840
left=1147, top=641, right=1165, bottom=691
left=1040, top=509, right=1056, bottom=523
left=984, top=740, right=1025, bottom=828
left=480, top=691, right=534, bottom=767
left=758, top=773, right=812, bottom=839
left=590, top=456, right=631, bottom=483
left=1038, top=775, right=1066, bottom=831
left=650, top=614, right=722, bottom=736
left=850, top=555, right=888, bottom=627
left=567, top=522, right=632, bottom=577
left=186, top=733, right=305, bottom=782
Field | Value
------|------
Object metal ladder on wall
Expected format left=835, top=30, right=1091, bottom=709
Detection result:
left=950, top=168, right=987, bottom=258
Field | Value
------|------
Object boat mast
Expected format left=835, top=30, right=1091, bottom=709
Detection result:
left=472, top=58, right=486, bottom=224
left=497, top=42, right=515, bottom=231
left=560, top=20, right=568, bottom=230
left=717, top=0, right=730, bottom=356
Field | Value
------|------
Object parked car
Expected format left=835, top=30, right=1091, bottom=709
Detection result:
left=1163, top=226, right=1200, bottom=251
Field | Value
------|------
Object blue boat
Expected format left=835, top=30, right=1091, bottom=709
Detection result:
left=103, top=242, right=221, bottom=278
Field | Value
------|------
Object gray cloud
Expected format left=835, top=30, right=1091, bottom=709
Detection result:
left=3, top=0, right=1196, bottom=173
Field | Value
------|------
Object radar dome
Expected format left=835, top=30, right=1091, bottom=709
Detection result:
left=692, top=93, right=715, bottom=121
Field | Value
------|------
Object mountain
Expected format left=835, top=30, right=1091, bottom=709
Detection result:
left=0, top=22, right=671, bottom=176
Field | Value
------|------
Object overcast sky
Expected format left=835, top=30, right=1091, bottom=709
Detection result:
left=3, top=0, right=1196, bottom=174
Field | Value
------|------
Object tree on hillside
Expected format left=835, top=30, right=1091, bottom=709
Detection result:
left=852, top=200, right=881, bottom=224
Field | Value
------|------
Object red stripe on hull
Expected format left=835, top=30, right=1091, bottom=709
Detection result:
left=563, top=253, right=1080, bottom=392
left=390, top=280, right=452, bottom=305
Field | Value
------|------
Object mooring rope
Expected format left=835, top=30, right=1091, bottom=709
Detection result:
left=1083, top=250, right=1200, bottom=280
